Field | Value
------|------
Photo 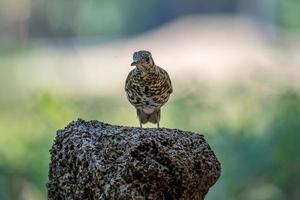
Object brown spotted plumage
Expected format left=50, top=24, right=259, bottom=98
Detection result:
left=125, top=50, right=173, bottom=128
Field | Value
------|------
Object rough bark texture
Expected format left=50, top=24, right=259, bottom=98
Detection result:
left=47, top=119, right=221, bottom=200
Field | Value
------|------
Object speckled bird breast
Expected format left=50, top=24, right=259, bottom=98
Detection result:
left=125, top=66, right=173, bottom=109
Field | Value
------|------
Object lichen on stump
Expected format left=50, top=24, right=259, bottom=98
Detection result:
left=47, top=119, right=221, bottom=200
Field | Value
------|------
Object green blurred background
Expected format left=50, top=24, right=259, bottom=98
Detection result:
left=1, top=0, right=300, bottom=199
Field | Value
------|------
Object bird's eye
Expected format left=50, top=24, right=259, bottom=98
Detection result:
left=146, top=57, right=150, bottom=63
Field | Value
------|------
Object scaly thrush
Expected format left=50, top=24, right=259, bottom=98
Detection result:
left=125, top=50, right=173, bottom=128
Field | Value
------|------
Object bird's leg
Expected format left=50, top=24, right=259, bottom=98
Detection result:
left=139, top=121, right=142, bottom=128
left=157, top=122, right=160, bottom=129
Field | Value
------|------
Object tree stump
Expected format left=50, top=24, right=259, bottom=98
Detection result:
left=47, top=119, right=221, bottom=200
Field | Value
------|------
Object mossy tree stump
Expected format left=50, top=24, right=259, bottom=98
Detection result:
left=47, top=119, right=221, bottom=200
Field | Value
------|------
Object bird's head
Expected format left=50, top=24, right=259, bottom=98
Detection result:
left=131, top=50, right=155, bottom=71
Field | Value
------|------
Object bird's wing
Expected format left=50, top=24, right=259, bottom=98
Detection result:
left=165, top=70, right=173, bottom=94
left=157, top=66, right=173, bottom=94
left=125, top=69, right=134, bottom=92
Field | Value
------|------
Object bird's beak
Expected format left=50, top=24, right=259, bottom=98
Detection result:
left=131, top=61, right=138, bottom=66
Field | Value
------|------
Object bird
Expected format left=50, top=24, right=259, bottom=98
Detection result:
left=125, top=50, right=173, bottom=128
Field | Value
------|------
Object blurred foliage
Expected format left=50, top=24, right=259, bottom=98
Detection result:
left=279, top=0, right=300, bottom=30
left=206, top=89, right=300, bottom=200
left=33, top=0, right=300, bottom=37
left=0, top=83, right=300, bottom=199
left=1, top=0, right=300, bottom=47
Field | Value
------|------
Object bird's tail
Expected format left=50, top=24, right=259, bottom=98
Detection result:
left=137, top=108, right=161, bottom=124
